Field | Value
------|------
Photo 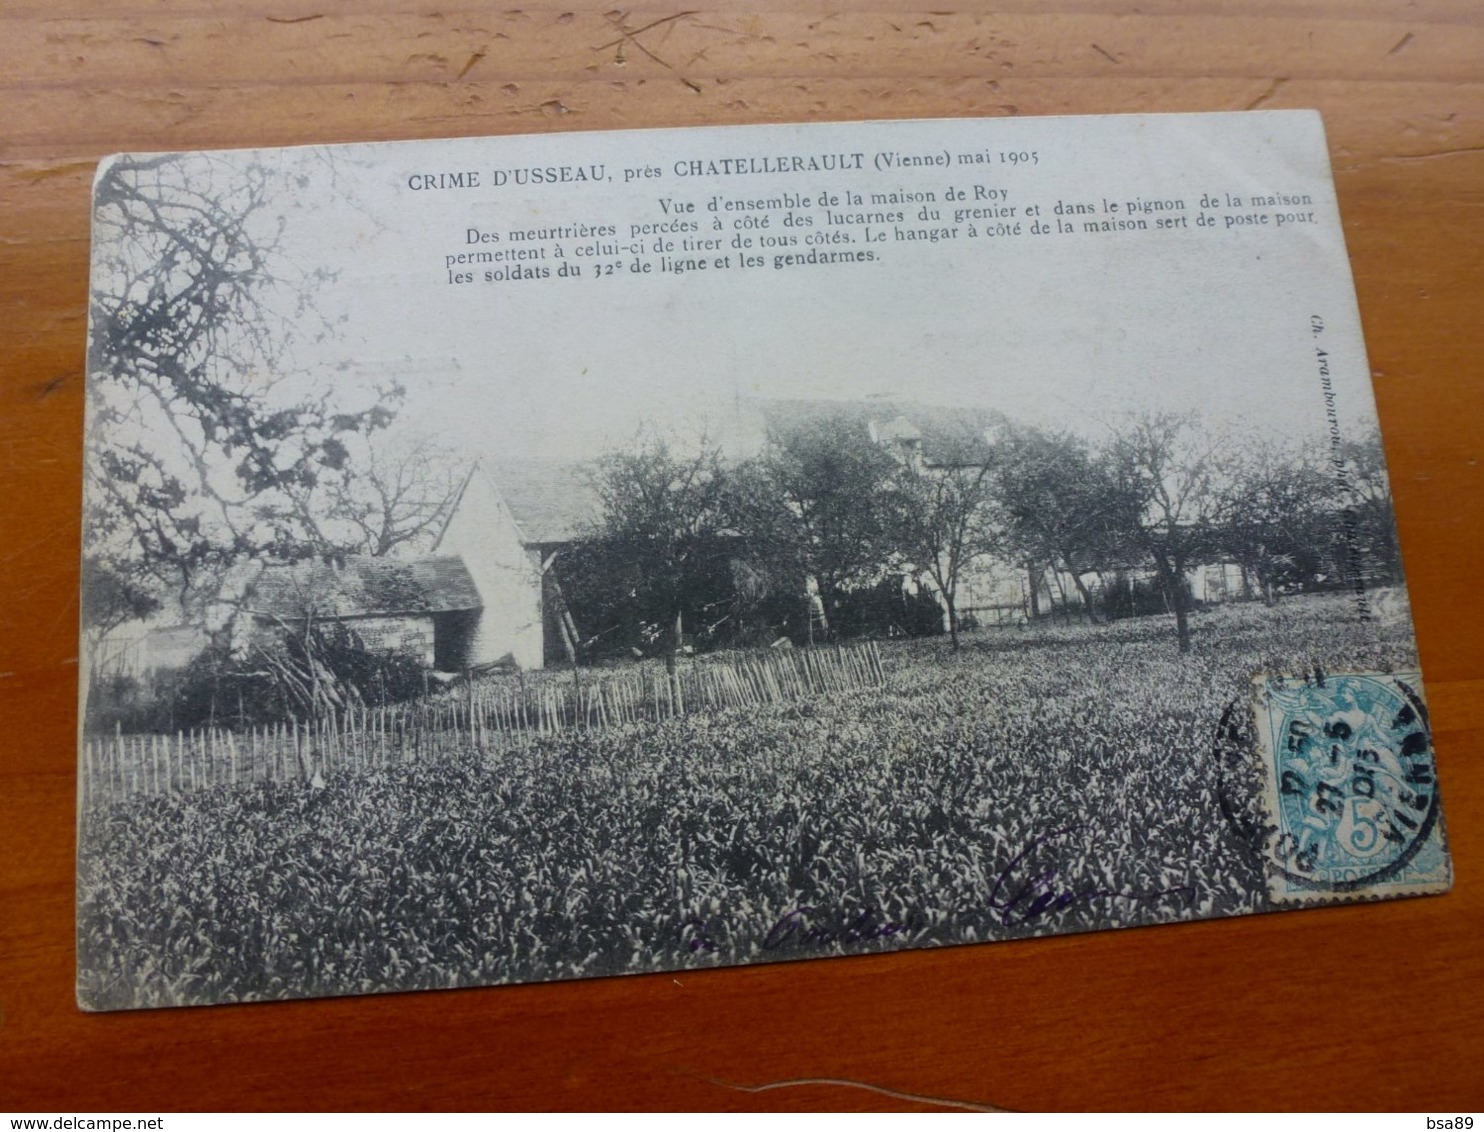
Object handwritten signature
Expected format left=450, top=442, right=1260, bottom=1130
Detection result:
left=761, top=905, right=920, bottom=952
left=988, top=824, right=1195, bottom=925
left=680, top=825, right=1197, bottom=956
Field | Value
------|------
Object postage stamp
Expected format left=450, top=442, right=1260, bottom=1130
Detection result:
left=1254, top=671, right=1451, bottom=903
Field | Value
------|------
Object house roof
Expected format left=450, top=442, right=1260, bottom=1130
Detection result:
left=440, top=460, right=599, bottom=548
left=754, top=398, right=1003, bottom=466
left=246, top=555, right=482, bottom=620
left=436, top=402, right=1000, bottom=552
left=490, top=459, right=600, bottom=545
left=869, top=414, right=924, bottom=444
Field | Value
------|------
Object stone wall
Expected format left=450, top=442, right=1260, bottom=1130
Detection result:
left=246, top=613, right=436, bottom=667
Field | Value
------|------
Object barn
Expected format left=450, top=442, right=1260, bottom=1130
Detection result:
left=242, top=460, right=596, bottom=672
left=241, top=555, right=484, bottom=670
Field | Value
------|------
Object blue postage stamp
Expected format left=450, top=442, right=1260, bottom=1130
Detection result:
left=1254, top=671, right=1451, bottom=903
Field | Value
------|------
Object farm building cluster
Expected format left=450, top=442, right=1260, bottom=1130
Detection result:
left=95, top=399, right=1262, bottom=681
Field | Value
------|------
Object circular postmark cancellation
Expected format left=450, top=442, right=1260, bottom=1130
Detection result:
left=1251, top=670, right=1451, bottom=903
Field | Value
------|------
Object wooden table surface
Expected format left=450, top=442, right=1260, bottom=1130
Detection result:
left=3, top=0, right=1481, bottom=1112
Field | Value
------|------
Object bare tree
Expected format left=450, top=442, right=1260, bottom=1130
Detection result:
left=85, top=152, right=398, bottom=613
left=1106, top=413, right=1225, bottom=653
left=889, top=462, right=1001, bottom=649
left=258, top=430, right=470, bottom=559
left=1217, top=438, right=1330, bottom=604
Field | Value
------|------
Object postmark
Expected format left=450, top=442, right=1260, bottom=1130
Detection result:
left=1253, top=671, right=1451, bottom=903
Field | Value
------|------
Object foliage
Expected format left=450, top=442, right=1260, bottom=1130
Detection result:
left=577, top=435, right=738, bottom=661
left=736, top=409, right=906, bottom=631
left=828, top=577, right=946, bottom=640
left=560, top=538, right=741, bottom=658
left=85, top=152, right=401, bottom=612
left=1088, top=571, right=1185, bottom=623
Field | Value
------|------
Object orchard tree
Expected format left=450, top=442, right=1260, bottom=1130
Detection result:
left=744, top=409, right=903, bottom=636
left=585, top=435, right=735, bottom=679
left=1335, top=429, right=1405, bottom=586
left=1106, top=413, right=1225, bottom=653
left=993, top=426, right=1126, bottom=623
left=889, top=461, right=1001, bottom=649
left=1217, top=439, right=1330, bottom=603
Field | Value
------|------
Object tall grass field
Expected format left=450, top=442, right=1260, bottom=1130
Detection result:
left=77, top=593, right=1420, bottom=1009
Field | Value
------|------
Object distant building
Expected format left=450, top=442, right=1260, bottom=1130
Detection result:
left=751, top=398, right=1250, bottom=627
left=429, top=461, right=593, bottom=670
left=752, top=398, right=1024, bottom=625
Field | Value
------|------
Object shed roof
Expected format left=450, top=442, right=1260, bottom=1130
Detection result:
left=247, top=555, right=482, bottom=620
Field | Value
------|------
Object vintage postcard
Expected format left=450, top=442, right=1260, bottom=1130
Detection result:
left=78, top=111, right=1450, bottom=1010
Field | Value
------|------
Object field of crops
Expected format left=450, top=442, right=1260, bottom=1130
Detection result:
left=77, top=593, right=1420, bottom=1009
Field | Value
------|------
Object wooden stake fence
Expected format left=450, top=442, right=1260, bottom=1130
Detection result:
left=80, top=641, right=886, bottom=808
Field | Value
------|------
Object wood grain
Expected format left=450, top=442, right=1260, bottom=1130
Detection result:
left=2, top=0, right=1480, bottom=1112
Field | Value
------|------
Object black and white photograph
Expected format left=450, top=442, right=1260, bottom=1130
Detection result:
left=77, top=112, right=1450, bottom=1011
